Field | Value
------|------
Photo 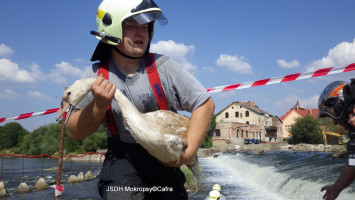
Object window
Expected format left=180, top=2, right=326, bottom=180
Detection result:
left=240, top=113, right=242, bottom=118
left=246, top=131, right=248, bottom=138
left=215, top=129, right=221, bottom=136
left=246, top=111, right=249, bottom=117
left=235, top=112, right=239, bottom=118
left=246, top=121, right=249, bottom=124
left=225, top=112, right=229, bottom=118
left=241, top=130, right=244, bottom=138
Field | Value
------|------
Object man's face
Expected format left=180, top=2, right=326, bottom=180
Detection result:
left=118, top=21, right=149, bottom=57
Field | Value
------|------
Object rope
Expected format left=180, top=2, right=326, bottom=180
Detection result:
left=0, top=63, right=354, bottom=123
left=0, top=152, right=105, bottom=159
left=0, top=152, right=105, bottom=185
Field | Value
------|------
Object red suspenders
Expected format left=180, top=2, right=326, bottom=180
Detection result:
left=98, top=61, right=118, bottom=135
left=98, top=53, right=168, bottom=135
left=145, top=53, right=169, bottom=110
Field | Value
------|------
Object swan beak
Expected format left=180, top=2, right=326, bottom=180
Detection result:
left=56, top=101, right=74, bottom=125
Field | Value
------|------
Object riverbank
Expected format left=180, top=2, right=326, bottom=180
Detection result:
left=67, top=143, right=347, bottom=161
left=197, top=142, right=347, bottom=158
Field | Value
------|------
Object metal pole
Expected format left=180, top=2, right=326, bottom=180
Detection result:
left=22, top=157, right=24, bottom=181
left=0, top=155, right=3, bottom=181
left=55, top=113, right=66, bottom=199
left=42, top=156, right=44, bottom=177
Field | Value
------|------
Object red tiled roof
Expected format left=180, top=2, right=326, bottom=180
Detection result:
left=279, top=100, right=318, bottom=121
left=295, top=109, right=318, bottom=118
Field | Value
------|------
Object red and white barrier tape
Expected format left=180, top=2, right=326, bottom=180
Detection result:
left=207, top=63, right=355, bottom=93
left=0, top=108, right=59, bottom=123
left=1, top=63, right=354, bottom=123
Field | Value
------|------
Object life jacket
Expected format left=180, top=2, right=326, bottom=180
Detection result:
left=98, top=53, right=168, bottom=135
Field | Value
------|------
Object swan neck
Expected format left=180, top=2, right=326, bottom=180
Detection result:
left=113, top=90, right=140, bottom=114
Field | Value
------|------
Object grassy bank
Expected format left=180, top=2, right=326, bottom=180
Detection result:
left=181, top=165, right=200, bottom=196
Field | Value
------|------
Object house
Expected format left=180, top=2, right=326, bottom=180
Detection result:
left=213, top=100, right=283, bottom=146
left=279, top=100, right=319, bottom=139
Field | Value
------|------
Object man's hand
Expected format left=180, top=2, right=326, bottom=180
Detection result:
left=348, top=112, right=355, bottom=127
left=321, top=185, right=341, bottom=200
left=92, top=75, right=116, bottom=111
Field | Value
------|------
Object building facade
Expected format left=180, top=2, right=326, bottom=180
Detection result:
left=279, top=100, right=319, bottom=139
left=213, top=101, right=283, bottom=146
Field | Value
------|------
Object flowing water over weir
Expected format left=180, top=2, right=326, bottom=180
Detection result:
left=1, top=151, right=355, bottom=199
left=190, top=151, right=355, bottom=200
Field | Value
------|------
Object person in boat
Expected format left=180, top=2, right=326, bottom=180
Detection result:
left=318, top=79, right=355, bottom=200
left=65, top=0, right=214, bottom=199
left=205, top=184, right=226, bottom=200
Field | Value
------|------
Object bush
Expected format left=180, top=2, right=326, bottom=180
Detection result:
left=203, top=135, right=213, bottom=148
left=289, top=115, right=323, bottom=144
left=203, top=114, right=216, bottom=148
left=83, top=138, right=97, bottom=152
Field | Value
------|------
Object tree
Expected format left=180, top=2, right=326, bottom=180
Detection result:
left=0, top=122, right=29, bottom=150
left=289, top=115, right=323, bottom=144
left=318, top=117, right=347, bottom=134
left=41, top=135, right=59, bottom=155
left=82, top=138, right=97, bottom=152
left=64, top=132, right=82, bottom=153
left=202, top=114, right=216, bottom=148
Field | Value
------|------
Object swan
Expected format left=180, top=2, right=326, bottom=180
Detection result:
left=56, top=76, right=201, bottom=182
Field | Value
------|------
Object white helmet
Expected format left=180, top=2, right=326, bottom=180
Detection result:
left=91, top=0, right=167, bottom=61
left=208, top=190, right=221, bottom=200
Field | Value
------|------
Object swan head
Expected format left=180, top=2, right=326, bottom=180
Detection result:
left=56, top=78, right=95, bottom=124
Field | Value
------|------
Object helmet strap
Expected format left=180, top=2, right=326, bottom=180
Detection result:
left=112, top=46, right=142, bottom=60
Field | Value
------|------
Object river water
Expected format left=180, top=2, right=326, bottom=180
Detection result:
left=1, top=151, right=355, bottom=199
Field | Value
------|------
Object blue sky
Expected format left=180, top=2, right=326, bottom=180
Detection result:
left=1, top=0, right=355, bottom=131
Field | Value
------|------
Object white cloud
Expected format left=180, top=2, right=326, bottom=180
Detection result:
left=0, top=58, right=84, bottom=86
left=28, top=90, right=50, bottom=100
left=0, top=59, right=36, bottom=84
left=49, top=61, right=84, bottom=84
left=277, top=59, right=300, bottom=68
left=29, top=63, right=47, bottom=81
left=150, top=40, right=197, bottom=72
left=299, top=95, right=319, bottom=109
left=0, top=89, right=20, bottom=99
left=0, top=44, right=14, bottom=58
left=307, top=38, right=355, bottom=71
left=274, top=94, right=319, bottom=113
left=216, top=54, right=252, bottom=74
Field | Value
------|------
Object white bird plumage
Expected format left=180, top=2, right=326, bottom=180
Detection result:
left=57, top=77, right=201, bottom=182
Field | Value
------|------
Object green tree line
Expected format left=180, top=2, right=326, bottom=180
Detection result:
left=0, top=115, right=216, bottom=156
left=0, top=122, right=107, bottom=156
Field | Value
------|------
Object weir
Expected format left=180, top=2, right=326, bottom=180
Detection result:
left=193, top=151, right=355, bottom=200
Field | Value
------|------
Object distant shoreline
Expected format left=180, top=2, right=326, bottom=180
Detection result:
left=64, top=152, right=106, bottom=162
left=66, top=143, right=347, bottom=162
left=197, top=143, right=347, bottom=158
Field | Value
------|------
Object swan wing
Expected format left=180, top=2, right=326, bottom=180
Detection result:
left=146, top=110, right=189, bottom=144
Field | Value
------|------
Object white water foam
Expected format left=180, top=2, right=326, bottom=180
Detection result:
left=215, top=153, right=355, bottom=200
